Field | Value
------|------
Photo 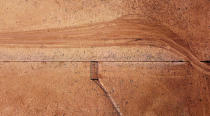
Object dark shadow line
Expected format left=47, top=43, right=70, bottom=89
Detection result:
left=0, top=60, right=188, bottom=62
left=201, top=61, right=210, bottom=63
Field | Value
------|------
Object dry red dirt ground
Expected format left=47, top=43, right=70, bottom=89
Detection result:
left=0, top=0, right=209, bottom=115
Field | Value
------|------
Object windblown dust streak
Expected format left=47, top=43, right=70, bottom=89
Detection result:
left=0, top=15, right=209, bottom=75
